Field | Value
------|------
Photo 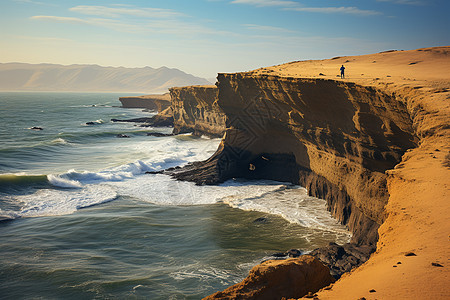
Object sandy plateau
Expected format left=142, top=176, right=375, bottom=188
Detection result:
left=250, top=47, right=450, bottom=299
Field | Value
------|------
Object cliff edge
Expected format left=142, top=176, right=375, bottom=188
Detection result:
left=171, top=47, right=449, bottom=299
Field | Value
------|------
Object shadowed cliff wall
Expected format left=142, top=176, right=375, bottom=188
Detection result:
left=173, top=74, right=418, bottom=245
left=169, top=85, right=226, bottom=138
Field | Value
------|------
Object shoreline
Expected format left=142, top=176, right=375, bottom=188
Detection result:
left=127, top=46, right=449, bottom=299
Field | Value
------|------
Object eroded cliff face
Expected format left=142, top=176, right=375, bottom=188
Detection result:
left=119, top=93, right=171, bottom=111
left=174, top=74, right=418, bottom=246
left=169, top=85, right=226, bottom=138
left=204, top=256, right=334, bottom=300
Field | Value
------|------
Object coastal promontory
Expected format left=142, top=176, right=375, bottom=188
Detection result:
left=166, top=47, right=449, bottom=299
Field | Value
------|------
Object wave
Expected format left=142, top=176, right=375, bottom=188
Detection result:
left=0, top=137, right=73, bottom=153
left=1, top=169, right=350, bottom=241
left=44, top=135, right=219, bottom=188
left=170, top=267, right=240, bottom=285
left=0, top=131, right=349, bottom=241
left=112, top=176, right=289, bottom=206
left=0, top=173, right=350, bottom=244
left=222, top=185, right=350, bottom=235
left=47, top=174, right=83, bottom=188
left=0, top=170, right=118, bottom=219
left=0, top=184, right=117, bottom=219
left=110, top=175, right=350, bottom=241
left=50, top=137, right=70, bottom=145
left=0, top=173, right=49, bottom=190
left=82, top=119, right=105, bottom=126
left=0, top=128, right=172, bottom=159
left=0, top=135, right=221, bottom=220
left=46, top=160, right=163, bottom=189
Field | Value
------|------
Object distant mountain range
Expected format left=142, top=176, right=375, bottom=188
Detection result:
left=0, top=63, right=213, bottom=93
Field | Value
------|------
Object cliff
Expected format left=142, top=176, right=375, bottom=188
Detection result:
left=169, top=47, right=449, bottom=299
left=205, top=256, right=334, bottom=300
left=115, top=86, right=225, bottom=132
left=169, top=85, right=226, bottom=137
left=119, top=93, right=171, bottom=111
left=173, top=75, right=418, bottom=246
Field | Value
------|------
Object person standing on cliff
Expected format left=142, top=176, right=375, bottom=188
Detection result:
left=340, top=65, right=345, bottom=79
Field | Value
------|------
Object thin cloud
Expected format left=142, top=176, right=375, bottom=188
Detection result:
left=16, top=35, right=73, bottom=42
left=231, top=0, right=298, bottom=7
left=290, top=6, right=381, bottom=16
left=31, top=16, right=90, bottom=25
left=14, top=0, right=47, bottom=5
left=30, top=4, right=190, bottom=35
left=31, top=10, right=238, bottom=38
left=231, top=0, right=381, bottom=15
left=69, top=5, right=184, bottom=19
left=244, top=24, right=296, bottom=33
left=30, top=16, right=141, bottom=33
left=377, top=0, right=425, bottom=5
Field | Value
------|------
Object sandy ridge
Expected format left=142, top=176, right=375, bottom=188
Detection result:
left=254, top=47, right=450, bottom=299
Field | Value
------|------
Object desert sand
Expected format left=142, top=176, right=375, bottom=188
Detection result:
left=248, top=47, right=449, bottom=299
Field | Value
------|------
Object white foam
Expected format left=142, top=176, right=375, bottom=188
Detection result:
left=47, top=174, right=83, bottom=188
left=50, top=138, right=69, bottom=145
left=111, top=176, right=287, bottom=206
left=11, top=133, right=350, bottom=242
left=82, top=119, right=104, bottom=125
left=46, top=136, right=220, bottom=189
left=7, top=185, right=117, bottom=218
left=223, top=186, right=350, bottom=238
left=170, top=267, right=239, bottom=285
left=46, top=159, right=349, bottom=241
left=46, top=160, right=172, bottom=189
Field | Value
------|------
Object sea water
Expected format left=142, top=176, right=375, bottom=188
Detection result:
left=0, top=92, right=350, bottom=299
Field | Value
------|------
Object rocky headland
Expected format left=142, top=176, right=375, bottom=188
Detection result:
left=175, top=47, right=449, bottom=299
left=122, top=46, right=450, bottom=299
left=119, top=93, right=171, bottom=111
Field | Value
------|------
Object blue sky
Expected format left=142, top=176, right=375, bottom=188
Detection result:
left=1, top=0, right=448, bottom=78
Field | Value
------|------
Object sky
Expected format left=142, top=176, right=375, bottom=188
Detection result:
left=1, top=0, right=449, bottom=79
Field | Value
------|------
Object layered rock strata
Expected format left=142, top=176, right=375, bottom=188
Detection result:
left=119, top=93, right=171, bottom=111
left=204, top=256, right=334, bottom=300
left=170, top=47, right=449, bottom=299
left=173, top=74, right=417, bottom=246
left=116, top=86, right=226, bottom=131
left=169, top=85, right=226, bottom=137
left=111, top=108, right=174, bottom=128
left=114, top=93, right=174, bottom=127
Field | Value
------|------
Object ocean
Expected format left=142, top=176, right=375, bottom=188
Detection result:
left=0, top=92, right=350, bottom=299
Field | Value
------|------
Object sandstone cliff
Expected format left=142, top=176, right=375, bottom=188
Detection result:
left=119, top=93, right=171, bottom=111
left=171, top=47, right=449, bottom=299
left=173, top=74, right=417, bottom=246
left=204, top=256, right=334, bottom=300
left=169, top=85, right=226, bottom=137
